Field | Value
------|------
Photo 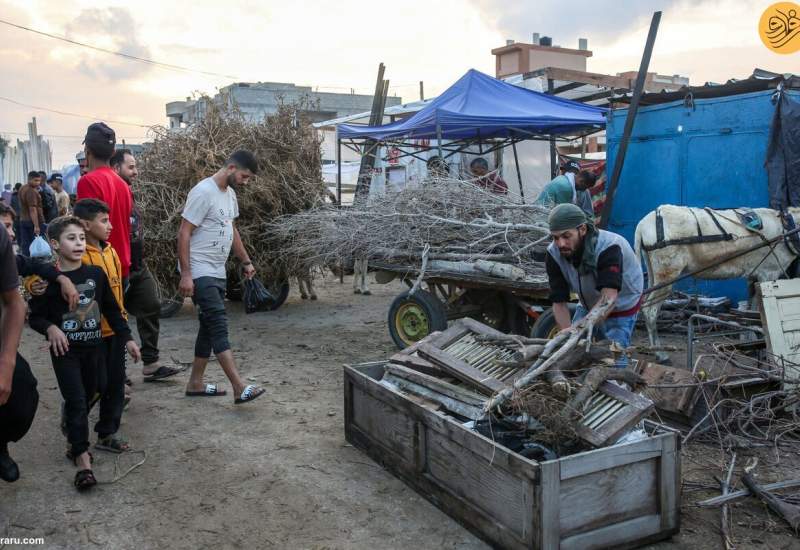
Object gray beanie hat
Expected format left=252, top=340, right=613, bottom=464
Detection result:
left=548, top=203, right=587, bottom=232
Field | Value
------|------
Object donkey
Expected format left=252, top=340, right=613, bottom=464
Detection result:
left=635, top=205, right=800, bottom=362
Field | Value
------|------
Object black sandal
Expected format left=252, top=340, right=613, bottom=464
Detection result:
left=74, top=469, right=97, bottom=491
left=143, top=366, right=181, bottom=382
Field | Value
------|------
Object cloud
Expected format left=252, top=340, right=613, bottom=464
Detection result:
left=470, top=0, right=684, bottom=49
left=63, top=7, right=153, bottom=81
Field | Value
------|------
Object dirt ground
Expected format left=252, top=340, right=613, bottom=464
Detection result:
left=2, top=274, right=798, bottom=549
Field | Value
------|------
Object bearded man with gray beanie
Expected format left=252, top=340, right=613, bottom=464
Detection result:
left=545, top=204, right=643, bottom=365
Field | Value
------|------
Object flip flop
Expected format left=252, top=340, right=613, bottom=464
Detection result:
left=143, top=365, right=182, bottom=382
left=185, top=384, right=227, bottom=397
left=235, top=385, right=266, bottom=404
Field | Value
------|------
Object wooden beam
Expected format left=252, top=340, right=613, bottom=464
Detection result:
left=525, top=67, right=633, bottom=90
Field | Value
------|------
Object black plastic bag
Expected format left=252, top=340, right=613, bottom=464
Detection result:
left=243, top=277, right=275, bottom=314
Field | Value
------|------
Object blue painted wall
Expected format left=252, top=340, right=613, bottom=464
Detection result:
left=606, top=89, right=800, bottom=302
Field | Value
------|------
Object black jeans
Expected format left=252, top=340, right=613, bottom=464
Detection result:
left=93, top=335, right=126, bottom=439
left=125, top=266, right=161, bottom=365
left=0, top=354, right=39, bottom=446
left=52, top=348, right=102, bottom=457
left=192, top=277, right=230, bottom=359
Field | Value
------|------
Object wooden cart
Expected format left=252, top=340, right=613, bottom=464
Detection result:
left=372, top=261, right=569, bottom=349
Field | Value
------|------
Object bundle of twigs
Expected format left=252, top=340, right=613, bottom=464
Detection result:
left=264, top=178, right=553, bottom=280
left=134, top=95, right=326, bottom=296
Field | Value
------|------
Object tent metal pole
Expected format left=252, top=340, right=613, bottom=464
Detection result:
left=512, top=140, right=524, bottom=201
left=336, top=136, right=342, bottom=206
left=436, top=123, right=443, bottom=158
left=547, top=78, right=558, bottom=178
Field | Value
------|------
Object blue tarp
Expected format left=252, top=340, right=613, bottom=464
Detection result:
left=338, top=69, right=607, bottom=141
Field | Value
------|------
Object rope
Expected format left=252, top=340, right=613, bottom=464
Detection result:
left=96, top=450, right=147, bottom=485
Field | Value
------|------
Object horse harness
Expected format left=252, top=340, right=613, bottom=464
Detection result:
left=644, top=206, right=800, bottom=262
left=643, top=207, right=734, bottom=252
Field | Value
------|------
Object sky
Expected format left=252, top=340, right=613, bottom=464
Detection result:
left=1, top=0, right=798, bottom=167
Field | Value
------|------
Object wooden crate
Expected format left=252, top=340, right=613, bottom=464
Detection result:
left=344, top=362, right=680, bottom=550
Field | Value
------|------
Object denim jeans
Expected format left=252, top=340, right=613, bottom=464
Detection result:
left=192, top=277, right=231, bottom=359
left=573, top=305, right=638, bottom=368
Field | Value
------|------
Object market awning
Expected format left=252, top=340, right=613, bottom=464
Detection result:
left=337, top=69, right=607, bottom=141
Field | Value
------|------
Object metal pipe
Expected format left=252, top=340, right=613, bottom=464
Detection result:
left=512, top=139, right=525, bottom=201
left=599, top=11, right=662, bottom=228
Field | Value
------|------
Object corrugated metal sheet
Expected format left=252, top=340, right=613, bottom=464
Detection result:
left=606, top=89, right=800, bottom=302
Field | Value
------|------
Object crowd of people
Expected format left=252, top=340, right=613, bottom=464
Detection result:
left=0, top=122, right=265, bottom=491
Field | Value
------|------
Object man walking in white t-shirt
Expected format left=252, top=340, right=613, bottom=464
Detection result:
left=177, top=150, right=265, bottom=404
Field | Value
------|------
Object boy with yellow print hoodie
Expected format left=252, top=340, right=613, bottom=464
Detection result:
left=73, top=199, right=131, bottom=453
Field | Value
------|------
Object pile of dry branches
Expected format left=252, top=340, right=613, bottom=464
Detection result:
left=683, top=344, right=800, bottom=451
left=135, top=95, right=326, bottom=296
left=265, top=178, right=552, bottom=280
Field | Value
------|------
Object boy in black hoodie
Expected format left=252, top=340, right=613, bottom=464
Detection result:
left=28, top=216, right=140, bottom=491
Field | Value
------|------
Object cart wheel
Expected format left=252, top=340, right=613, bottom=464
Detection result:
left=530, top=304, right=578, bottom=339
left=388, top=290, right=448, bottom=349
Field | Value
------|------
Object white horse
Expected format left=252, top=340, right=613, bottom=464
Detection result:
left=635, top=205, right=800, bottom=362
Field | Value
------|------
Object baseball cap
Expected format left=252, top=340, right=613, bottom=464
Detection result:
left=76, top=151, right=86, bottom=161
left=48, top=172, right=63, bottom=182
left=83, top=122, right=116, bottom=147
left=562, top=159, right=581, bottom=172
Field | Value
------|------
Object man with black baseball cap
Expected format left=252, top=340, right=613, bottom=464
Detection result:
left=536, top=159, right=596, bottom=218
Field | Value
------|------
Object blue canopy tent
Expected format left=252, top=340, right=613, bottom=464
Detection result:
left=335, top=69, right=607, bottom=200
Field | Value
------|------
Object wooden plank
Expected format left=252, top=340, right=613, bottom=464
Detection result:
left=425, top=429, right=529, bottom=538
left=539, top=460, right=560, bottom=550
left=351, top=385, right=417, bottom=465
left=559, top=459, right=659, bottom=537
left=528, top=67, right=634, bottom=90
left=558, top=434, right=666, bottom=480
left=382, top=375, right=484, bottom=420
left=560, top=514, right=664, bottom=550
left=697, top=478, right=800, bottom=507
left=458, top=316, right=512, bottom=338
left=387, top=355, right=443, bottom=377
left=417, top=343, right=508, bottom=394
left=384, top=364, right=487, bottom=405
left=660, top=434, right=679, bottom=530
left=758, top=279, right=800, bottom=389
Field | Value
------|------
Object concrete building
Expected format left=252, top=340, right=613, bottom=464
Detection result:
left=1, top=117, right=52, bottom=187
left=492, top=34, right=593, bottom=78
left=166, top=81, right=402, bottom=129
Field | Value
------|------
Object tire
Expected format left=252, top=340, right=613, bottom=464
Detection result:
left=531, top=303, right=578, bottom=339
left=388, top=290, right=448, bottom=349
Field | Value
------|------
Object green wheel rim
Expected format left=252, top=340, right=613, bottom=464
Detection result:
left=395, top=302, right=431, bottom=345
